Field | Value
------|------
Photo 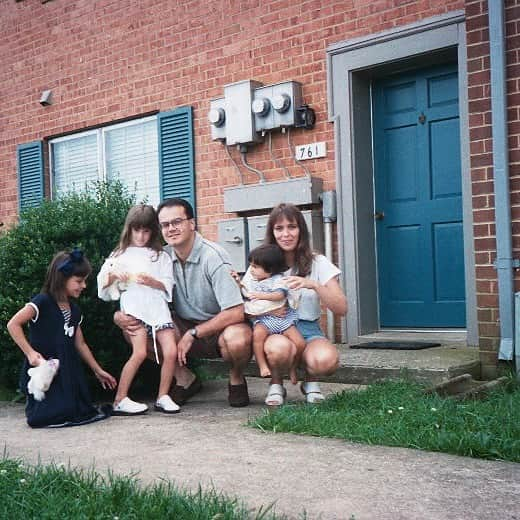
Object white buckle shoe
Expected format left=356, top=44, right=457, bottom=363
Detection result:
left=265, top=384, right=287, bottom=407
left=301, top=382, right=325, bottom=404
left=112, top=397, right=148, bottom=416
left=155, top=395, right=180, bottom=414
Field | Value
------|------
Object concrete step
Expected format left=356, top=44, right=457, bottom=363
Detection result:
left=200, top=344, right=481, bottom=386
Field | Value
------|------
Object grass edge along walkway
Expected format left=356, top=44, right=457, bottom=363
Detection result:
left=0, top=457, right=294, bottom=520
left=249, top=378, right=520, bottom=463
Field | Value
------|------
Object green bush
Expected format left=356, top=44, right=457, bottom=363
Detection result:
left=0, top=181, right=145, bottom=397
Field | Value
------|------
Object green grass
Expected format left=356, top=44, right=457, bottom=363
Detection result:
left=0, top=457, right=287, bottom=520
left=249, top=377, right=520, bottom=462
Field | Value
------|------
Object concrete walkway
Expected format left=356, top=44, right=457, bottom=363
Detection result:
left=1, top=378, right=518, bottom=520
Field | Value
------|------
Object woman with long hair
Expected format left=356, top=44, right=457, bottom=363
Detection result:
left=261, top=203, right=347, bottom=406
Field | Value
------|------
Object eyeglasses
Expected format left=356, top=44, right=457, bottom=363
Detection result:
left=159, top=217, right=190, bottom=230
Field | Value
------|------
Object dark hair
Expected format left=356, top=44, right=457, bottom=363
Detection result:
left=265, top=203, right=313, bottom=277
left=248, top=244, right=287, bottom=275
left=114, top=204, right=163, bottom=257
left=42, top=250, right=92, bottom=301
left=156, top=198, right=194, bottom=220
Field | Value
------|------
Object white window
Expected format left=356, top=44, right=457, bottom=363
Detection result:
left=50, top=116, right=159, bottom=206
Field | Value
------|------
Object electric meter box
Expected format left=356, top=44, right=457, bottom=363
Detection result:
left=217, top=217, right=248, bottom=273
left=223, top=80, right=264, bottom=145
left=208, top=97, right=226, bottom=141
left=252, top=81, right=303, bottom=132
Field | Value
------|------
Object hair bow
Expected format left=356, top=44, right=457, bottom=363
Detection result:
left=58, top=248, right=84, bottom=276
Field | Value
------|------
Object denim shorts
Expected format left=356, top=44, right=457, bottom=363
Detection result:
left=295, top=319, right=326, bottom=342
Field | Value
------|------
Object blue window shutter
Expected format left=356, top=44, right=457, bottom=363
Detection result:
left=17, top=141, right=44, bottom=210
left=158, top=106, right=196, bottom=212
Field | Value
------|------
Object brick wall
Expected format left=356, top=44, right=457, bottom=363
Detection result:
left=1, top=0, right=462, bottom=238
left=466, top=0, right=520, bottom=376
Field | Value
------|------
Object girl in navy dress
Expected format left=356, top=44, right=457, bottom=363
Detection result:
left=7, top=249, right=117, bottom=428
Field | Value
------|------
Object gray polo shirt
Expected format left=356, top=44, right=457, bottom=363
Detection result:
left=164, top=232, right=244, bottom=322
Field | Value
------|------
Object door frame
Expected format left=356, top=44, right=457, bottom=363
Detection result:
left=327, top=11, right=478, bottom=345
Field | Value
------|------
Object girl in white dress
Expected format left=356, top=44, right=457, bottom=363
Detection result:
left=98, top=205, right=179, bottom=415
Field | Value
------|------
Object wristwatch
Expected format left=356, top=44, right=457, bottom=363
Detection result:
left=189, top=327, right=198, bottom=339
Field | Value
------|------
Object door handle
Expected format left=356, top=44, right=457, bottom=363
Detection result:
left=225, top=236, right=243, bottom=244
left=374, top=211, right=385, bottom=220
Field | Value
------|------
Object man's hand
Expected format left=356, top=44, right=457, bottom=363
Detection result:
left=230, top=270, right=241, bottom=284
left=177, top=331, right=195, bottom=366
left=114, top=311, right=144, bottom=337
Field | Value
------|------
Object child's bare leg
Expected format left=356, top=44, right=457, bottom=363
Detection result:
left=253, top=324, right=271, bottom=378
left=156, top=328, right=177, bottom=398
left=283, top=326, right=306, bottom=384
left=115, top=328, right=148, bottom=404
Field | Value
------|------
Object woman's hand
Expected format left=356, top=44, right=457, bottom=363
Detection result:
left=284, top=276, right=317, bottom=291
left=94, top=368, right=117, bottom=390
left=284, top=275, right=347, bottom=316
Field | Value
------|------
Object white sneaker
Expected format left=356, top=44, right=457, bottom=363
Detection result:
left=155, top=394, right=180, bottom=414
left=112, top=397, right=148, bottom=416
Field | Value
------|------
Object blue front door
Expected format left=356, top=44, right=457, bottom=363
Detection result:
left=373, top=64, right=465, bottom=327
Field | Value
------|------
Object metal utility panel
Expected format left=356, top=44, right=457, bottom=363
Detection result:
left=224, top=176, right=323, bottom=213
left=247, top=215, right=269, bottom=250
left=252, top=85, right=275, bottom=132
left=247, top=210, right=324, bottom=255
left=252, top=81, right=303, bottom=132
left=217, top=217, right=248, bottom=273
left=224, top=80, right=263, bottom=145
left=208, top=97, right=226, bottom=141
left=272, top=81, right=302, bottom=128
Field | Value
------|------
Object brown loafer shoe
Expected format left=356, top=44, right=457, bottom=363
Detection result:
left=169, top=376, right=202, bottom=405
left=228, top=380, right=249, bottom=407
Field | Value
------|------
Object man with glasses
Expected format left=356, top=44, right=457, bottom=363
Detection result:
left=115, top=198, right=252, bottom=407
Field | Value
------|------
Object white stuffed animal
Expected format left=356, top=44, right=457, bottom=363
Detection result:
left=97, top=258, right=138, bottom=301
left=27, top=358, right=60, bottom=401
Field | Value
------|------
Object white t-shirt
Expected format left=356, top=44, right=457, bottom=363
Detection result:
left=286, top=254, right=341, bottom=321
left=97, top=246, right=174, bottom=327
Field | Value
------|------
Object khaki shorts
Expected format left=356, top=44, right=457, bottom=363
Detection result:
left=172, top=313, right=222, bottom=359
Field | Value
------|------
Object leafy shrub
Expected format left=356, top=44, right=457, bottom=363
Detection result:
left=0, top=181, right=148, bottom=396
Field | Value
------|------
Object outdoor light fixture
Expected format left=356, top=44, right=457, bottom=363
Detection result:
left=39, top=90, right=53, bottom=106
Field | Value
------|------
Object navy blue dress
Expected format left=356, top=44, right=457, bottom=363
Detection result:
left=19, top=293, right=109, bottom=428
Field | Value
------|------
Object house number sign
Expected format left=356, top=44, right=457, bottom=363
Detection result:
left=295, top=142, right=326, bottom=160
